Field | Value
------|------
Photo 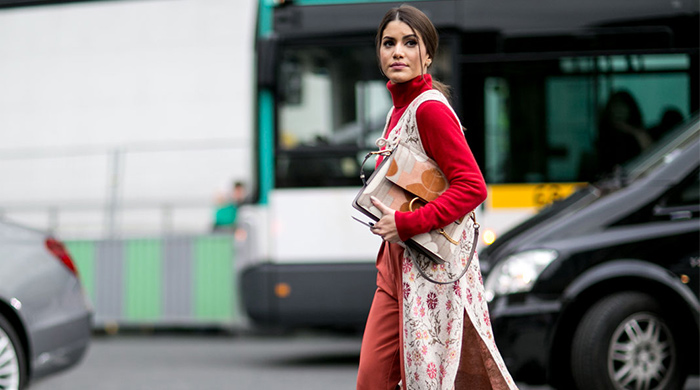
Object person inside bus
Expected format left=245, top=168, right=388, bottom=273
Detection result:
left=597, top=90, right=652, bottom=173
left=356, top=5, right=518, bottom=390
left=649, top=107, right=684, bottom=142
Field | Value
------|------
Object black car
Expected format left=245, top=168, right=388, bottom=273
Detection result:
left=481, top=116, right=699, bottom=390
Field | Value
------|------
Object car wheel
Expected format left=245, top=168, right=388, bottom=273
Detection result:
left=571, top=291, right=684, bottom=390
left=0, top=314, right=26, bottom=390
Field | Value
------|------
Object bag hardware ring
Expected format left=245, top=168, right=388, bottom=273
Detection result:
left=409, top=196, right=460, bottom=245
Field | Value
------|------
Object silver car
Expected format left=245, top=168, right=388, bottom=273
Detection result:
left=0, top=219, right=92, bottom=390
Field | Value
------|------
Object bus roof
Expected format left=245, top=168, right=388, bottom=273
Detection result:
left=270, top=0, right=699, bottom=50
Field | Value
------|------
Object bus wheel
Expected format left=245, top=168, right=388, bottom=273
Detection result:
left=570, top=292, right=685, bottom=390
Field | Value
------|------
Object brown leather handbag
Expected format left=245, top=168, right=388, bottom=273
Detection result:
left=353, top=141, right=479, bottom=284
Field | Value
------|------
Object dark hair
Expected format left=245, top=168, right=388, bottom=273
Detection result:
left=375, top=4, right=452, bottom=100
left=601, top=90, right=643, bottom=128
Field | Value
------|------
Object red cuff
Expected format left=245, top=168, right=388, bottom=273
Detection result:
left=395, top=211, right=417, bottom=242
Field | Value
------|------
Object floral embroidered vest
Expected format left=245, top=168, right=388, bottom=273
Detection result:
left=382, top=89, right=519, bottom=390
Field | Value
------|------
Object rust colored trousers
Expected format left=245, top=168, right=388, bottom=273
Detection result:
left=356, top=242, right=504, bottom=390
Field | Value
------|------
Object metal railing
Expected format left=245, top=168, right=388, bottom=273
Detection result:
left=0, top=138, right=250, bottom=239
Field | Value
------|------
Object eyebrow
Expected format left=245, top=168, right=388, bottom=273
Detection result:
left=382, top=33, right=419, bottom=41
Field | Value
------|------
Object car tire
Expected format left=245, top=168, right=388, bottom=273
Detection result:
left=0, top=314, right=26, bottom=390
left=570, top=291, right=685, bottom=390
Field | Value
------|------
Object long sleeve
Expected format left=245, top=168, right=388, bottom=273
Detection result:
left=394, top=100, right=487, bottom=241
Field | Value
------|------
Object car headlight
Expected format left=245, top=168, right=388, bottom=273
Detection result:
left=484, top=249, right=558, bottom=302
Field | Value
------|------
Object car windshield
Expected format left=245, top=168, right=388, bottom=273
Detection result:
left=622, top=113, right=700, bottom=182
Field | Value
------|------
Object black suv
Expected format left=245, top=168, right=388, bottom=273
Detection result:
left=481, top=116, right=699, bottom=390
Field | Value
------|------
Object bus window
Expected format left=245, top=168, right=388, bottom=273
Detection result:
left=482, top=53, right=692, bottom=185
left=276, top=45, right=390, bottom=188
left=484, top=77, right=511, bottom=184
left=275, top=41, right=452, bottom=188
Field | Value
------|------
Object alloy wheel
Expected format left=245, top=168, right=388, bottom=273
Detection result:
left=608, top=312, right=675, bottom=390
left=0, top=326, right=20, bottom=390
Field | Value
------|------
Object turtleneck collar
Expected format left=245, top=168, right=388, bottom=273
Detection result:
left=387, top=74, right=433, bottom=109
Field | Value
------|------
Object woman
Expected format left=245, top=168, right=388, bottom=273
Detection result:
left=356, top=5, right=518, bottom=390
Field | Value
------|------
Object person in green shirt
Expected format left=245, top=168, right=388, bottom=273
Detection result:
left=213, top=181, right=246, bottom=231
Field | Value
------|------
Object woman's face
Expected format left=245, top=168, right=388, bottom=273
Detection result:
left=379, top=20, right=430, bottom=84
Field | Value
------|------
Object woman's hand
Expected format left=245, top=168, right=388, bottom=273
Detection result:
left=370, top=196, right=400, bottom=243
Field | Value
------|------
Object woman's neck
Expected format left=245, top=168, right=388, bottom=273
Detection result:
left=387, top=74, right=433, bottom=109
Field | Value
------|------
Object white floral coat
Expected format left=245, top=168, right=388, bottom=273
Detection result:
left=383, top=90, right=518, bottom=390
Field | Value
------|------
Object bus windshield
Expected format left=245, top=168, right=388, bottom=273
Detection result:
left=276, top=44, right=389, bottom=188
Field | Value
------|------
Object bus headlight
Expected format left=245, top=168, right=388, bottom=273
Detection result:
left=484, top=249, right=558, bottom=302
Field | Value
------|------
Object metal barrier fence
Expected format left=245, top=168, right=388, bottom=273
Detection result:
left=0, top=140, right=251, bottom=240
left=65, top=234, right=242, bottom=330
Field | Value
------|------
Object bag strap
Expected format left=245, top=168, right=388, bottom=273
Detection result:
left=405, top=216, right=480, bottom=285
left=359, top=148, right=392, bottom=186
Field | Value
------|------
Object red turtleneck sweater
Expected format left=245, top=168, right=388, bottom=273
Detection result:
left=384, top=75, right=488, bottom=242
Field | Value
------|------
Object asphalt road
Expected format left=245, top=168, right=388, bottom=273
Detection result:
left=30, top=330, right=699, bottom=390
